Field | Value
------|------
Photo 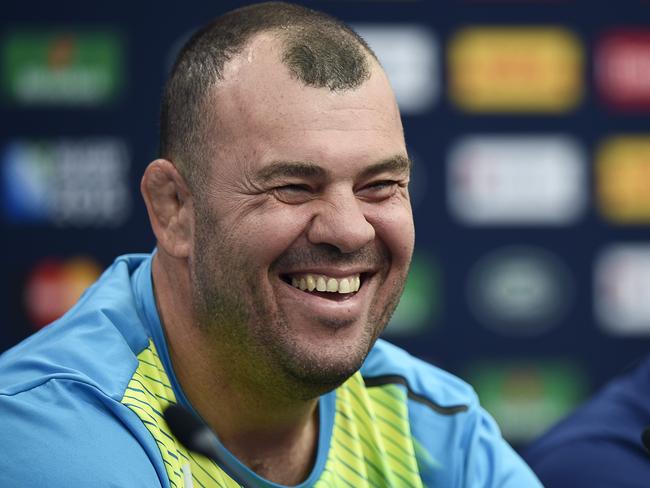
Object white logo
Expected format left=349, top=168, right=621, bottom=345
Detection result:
left=448, top=135, right=587, bottom=225
left=595, top=244, right=650, bottom=335
left=353, top=24, right=438, bottom=114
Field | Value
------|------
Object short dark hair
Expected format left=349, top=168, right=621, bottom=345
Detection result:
left=159, top=1, right=377, bottom=190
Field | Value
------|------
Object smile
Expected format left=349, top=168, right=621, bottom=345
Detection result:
left=289, top=273, right=361, bottom=294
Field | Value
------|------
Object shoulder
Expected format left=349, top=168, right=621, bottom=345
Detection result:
left=0, top=254, right=162, bottom=486
left=362, top=339, right=542, bottom=487
left=362, top=339, right=479, bottom=412
left=525, top=437, right=650, bottom=488
left=0, top=378, right=163, bottom=487
left=524, top=358, right=650, bottom=487
left=0, top=253, right=151, bottom=399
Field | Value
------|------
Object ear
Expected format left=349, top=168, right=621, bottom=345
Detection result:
left=141, top=159, right=193, bottom=258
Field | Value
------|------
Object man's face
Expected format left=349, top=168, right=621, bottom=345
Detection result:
left=190, top=35, right=414, bottom=396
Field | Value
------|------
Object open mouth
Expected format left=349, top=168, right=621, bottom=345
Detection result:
left=281, top=272, right=365, bottom=300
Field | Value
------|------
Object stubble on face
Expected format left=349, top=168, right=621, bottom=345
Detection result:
left=190, top=202, right=408, bottom=401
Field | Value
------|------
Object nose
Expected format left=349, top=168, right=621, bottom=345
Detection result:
left=307, top=190, right=375, bottom=254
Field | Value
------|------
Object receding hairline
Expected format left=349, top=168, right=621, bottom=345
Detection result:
left=191, top=26, right=389, bottom=152
left=204, top=27, right=379, bottom=93
left=159, top=2, right=382, bottom=190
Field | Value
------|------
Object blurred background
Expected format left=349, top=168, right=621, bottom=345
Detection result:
left=2, top=0, right=650, bottom=449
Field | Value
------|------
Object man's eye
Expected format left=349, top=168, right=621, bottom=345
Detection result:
left=272, top=184, right=313, bottom=203
left=277, top=184, right=311, bottom=193
left=368, top=181, right=395, bottom=190
left=358, top=180, right=401, bottom=200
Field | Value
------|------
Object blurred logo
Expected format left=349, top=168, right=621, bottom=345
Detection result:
left=353, top=24, right=438, bottom=115
left=1, top=138, right=131, bottom=226
left=448, top=135, right=587, bottom=225
left=596, top=31, right=650, bottom=110
left=384, top=252, right=439, bottom=336
left=596, top=136, right=650, bottom=223
left=448, top=27, right=583, bottom=112
left=24, top=257, right=103, bottom=329
left=467, top=246, right=573, bottom=336
left=595, top=244, right=650, bottom=335
left=464, top=360, right=587, bottom=443
left=1, top=30, right=124, bottom=106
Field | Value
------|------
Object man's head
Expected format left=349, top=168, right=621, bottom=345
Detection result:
left=143, top=2, right=415, bottom=400
left=160, top=1, right=377, bottom=192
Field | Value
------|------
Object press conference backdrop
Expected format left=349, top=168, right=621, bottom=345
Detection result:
left=2, top=0, right=650, bottom=448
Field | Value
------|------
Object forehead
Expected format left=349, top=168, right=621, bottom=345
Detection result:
left=208, top=33, right=406, bottom=173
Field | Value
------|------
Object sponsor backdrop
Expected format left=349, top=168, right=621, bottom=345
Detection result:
left=2, top=0, right=650, bottom=448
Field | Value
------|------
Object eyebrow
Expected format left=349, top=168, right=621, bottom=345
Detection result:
left=256, top=161, right=325, bottom=182
left=358, top=155, right=412, bottom=180
left=255, top=155, right=411, bottom=182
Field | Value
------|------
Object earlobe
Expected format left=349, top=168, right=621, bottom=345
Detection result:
left=141, top=159, right=193, bottom=258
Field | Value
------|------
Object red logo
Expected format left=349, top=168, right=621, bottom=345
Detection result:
left=24, top=257, right=102, bottom=329
left=596, top=31, right=650, bottom=110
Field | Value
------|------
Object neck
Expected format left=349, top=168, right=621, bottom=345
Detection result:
left=151, top=251, right=320, bottom=485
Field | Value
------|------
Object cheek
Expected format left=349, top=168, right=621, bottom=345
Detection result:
left=235, top=209, right=314, bottom=262
left=367, top=204, right=415, bottom=266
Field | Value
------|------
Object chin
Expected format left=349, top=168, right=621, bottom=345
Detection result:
left=285, top=363, right=360, bottom=400
left=276, top=339, right=372, bottom=399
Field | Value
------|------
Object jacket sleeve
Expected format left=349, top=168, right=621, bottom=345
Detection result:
left=408, top=389, right=543, bottom=487
left=463, top=403, right=543, bottom=487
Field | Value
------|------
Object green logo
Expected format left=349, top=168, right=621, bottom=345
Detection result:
left=384, top=252, right=439, bottom=336
left=2, top=30, right=124, bottom=106
left=464, top=360, right=587, bottom=444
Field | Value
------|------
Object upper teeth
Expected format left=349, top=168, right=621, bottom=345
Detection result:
left=290, top=274, right=361, bottom=294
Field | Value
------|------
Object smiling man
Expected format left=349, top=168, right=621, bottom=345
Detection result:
left=0, top=3, right=541, bottom=487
